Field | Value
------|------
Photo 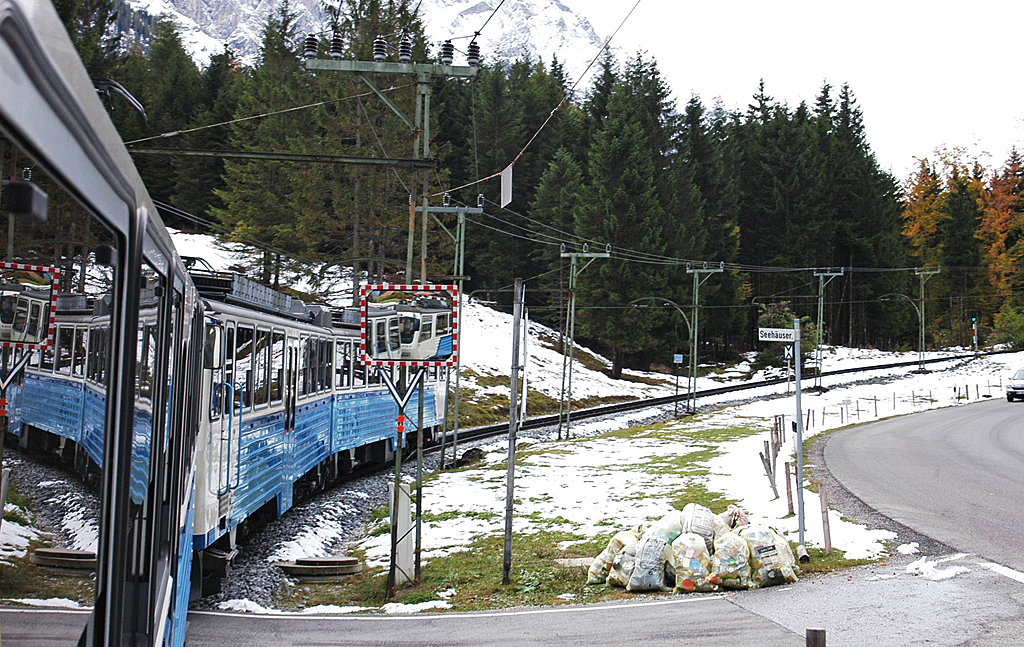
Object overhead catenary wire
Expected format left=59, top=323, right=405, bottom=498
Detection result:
left=123, top=82, right=414, bottom=145
left=439, top=0, right=647, bottom=197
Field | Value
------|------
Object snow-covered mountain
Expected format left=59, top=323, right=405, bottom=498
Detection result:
left=127, top=0, right=606, bottom=80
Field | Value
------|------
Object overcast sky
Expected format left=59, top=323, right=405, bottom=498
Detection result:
left=560, top=0, right=1024, bottom=184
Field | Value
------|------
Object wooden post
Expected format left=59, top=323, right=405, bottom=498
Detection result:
left=819, top=483, right=832, bottom=556
left=806, top=627, right=826, bottom=647
left=760, top=440, right=779, bottom=499
left=785, top=462, right=794, bottom=515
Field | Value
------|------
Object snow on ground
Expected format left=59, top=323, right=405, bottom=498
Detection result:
left=360, top=301, right=1024, bottom=572
left=1, top=509, right=39, bottom=562
left=3, top=229, right=1011, bottom=609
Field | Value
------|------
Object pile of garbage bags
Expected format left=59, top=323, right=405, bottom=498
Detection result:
left=587, top=503, right=799, bottom=593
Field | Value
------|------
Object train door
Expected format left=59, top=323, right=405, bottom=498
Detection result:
left=284, top=336, right=297, bottom=433
left=214, top=322, right=238, bottom=503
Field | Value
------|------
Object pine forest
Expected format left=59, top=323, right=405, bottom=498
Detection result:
left=5, top=0, right=1024, bottom=379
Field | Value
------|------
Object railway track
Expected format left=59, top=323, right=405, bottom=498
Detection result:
left=440, top=349, right=999, bottom=449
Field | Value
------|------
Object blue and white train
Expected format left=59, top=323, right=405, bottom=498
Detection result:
left=0, top=0, right=451, bottom=644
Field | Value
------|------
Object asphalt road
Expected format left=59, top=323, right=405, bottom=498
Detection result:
left=825, top=397, right=1024, bottom=571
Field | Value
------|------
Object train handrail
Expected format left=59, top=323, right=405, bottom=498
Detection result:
left=213, top=381, right=244, bottom=495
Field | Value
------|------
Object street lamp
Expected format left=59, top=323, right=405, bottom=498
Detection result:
left=629, top=297, right=693, bottom=414
left=880, top=293, right=926, bottom=372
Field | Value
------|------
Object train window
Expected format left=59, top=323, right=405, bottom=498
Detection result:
left=322, top=338, right=332, bottom=391
left=298, top=336, right=309, bottom=397
left=254, top=329, right=270, bottom=407
left=375, top=320, right=387, bottom=355
left=353, top=346, right=366, bottom=386
left=87, top=326, right=107, bottom=384
left=72, top=328, right=86, bottom=377
left=235, top=326, right=254, bottom=409
left=13, top=298, right=28, bottom=335
left=40, top=336, right=54, bottom=370
left=204, top=324, right=222, bottom=370
left=389, top=318, right=400, bottom=352
left=0, top=295, right=14, bottom=325
left=26, top=301, right=41, bottom=339
left=335, top=341, right=350, bottom=388
left=218, top=324, right=235, bottom=419
left=420, top=318, right=433, bottom=341
left=270, top=331, right=284, bottom=404
left=399, top=316, right=417, bottom=344
left=136, top=323, right=156, bottom=402
left=56, top=326, right=74, bottom=375
left=436, top=313, right=450, bottom=335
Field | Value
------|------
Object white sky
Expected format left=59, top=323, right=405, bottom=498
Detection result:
left=560, top=0, right=1024, bottom=183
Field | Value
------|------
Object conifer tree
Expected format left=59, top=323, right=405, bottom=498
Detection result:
left=212, top=0, right=309, bottom=287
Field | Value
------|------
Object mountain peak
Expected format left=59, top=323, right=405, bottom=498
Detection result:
left=127, top=0, right=605, bottom=78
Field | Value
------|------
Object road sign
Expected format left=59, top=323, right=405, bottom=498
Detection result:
left=758, top=327, right=796, bottom=342
left=784, top=345, right=794, bottom=360
left=674, top=354, right=684, bottom=364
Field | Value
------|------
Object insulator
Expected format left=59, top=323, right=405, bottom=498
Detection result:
left=373, top=35, right=387, bottom=63
left=467, top=40, right=480, bottom=67
left=583, top=243, right=589, bottom=253
left=720, top=261, right=725, bottom=270
left=477, top=194, right=484, bottom=208
left=398, top=35, right=413, bottom=64
left=605, top=243, right=611, bottom=253
left=303, top=34, right=318, bottom=59
left=560, top=242, right=566, bottom=253
left=443, top=192, right=451, bottom=207
left=331, top=32, right=344, bottom=59
left=22, top=167, right=31, bottom=181
left=702, top=261, right=708, bottom=269
left=440, top=40, right=454, bottom=66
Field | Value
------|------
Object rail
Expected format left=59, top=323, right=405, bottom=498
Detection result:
left=440, top=348, right=1006, bottom=447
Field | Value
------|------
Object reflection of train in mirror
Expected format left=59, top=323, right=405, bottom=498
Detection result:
left=0, top=284, right=52, bottom=344
left=365, top=303, right=455, bottom=362
left=363, top=287, right=457, bottom=363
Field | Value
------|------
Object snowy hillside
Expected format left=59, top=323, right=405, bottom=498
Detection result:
left=126, top=0, right=606, bottom=73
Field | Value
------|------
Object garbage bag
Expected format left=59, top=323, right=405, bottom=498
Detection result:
left=681, top=503, right=716, bottom=553
left=769, top=527, right=799, bottom=584
left=709, top=530, right=752, bottom=590
left=626, top=535, right=674, bottom=592
left=672, top=532, right=715, bottom=592
left=607, top=543, right=638, bottom=588
left=646, top=509, right=684, bottom=543
left=717, top=504, right=750, bottom=530
left=587, top=527, right=642, bottom=584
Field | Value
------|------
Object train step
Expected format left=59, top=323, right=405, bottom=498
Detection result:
left=274, top=556, right=363, bottom=581
left=29, top=547, right=97, bottom=574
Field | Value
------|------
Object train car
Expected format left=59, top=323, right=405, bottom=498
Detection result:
left=10, top=269, right=451, bottom=599
left=2, top=0, right=207, bottom=643
left=0, top=283, right=52, bottom=343
left=186, top=271, right=447, bottom=595
left=1, top=2, right=451, bottom=643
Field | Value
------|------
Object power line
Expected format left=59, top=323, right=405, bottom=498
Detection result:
left=123, top=82, right=413, bottom=145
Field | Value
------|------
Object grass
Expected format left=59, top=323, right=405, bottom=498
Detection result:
left=0, top=482, right=96, bottom=605
left=270, top=413, right=891, bottom=613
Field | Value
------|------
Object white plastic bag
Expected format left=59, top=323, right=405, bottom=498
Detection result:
left=681, top=503, right=716, bottom=553
left=646, top=510, right=684, bottom=543
left=587, top=527, right=641, bottom=584
left=709, top=530, right=752, bottom=590
left=672, top=532, right=715, bottom=592
left=607, top=543, right=638, bottom=588
left=627, top=535, right=674, bottom=592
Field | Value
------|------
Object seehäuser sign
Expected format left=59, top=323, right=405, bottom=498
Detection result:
left=758, top=327, right=797, bottom=342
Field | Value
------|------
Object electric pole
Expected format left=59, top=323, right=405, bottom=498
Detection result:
left=686, top=262, right=723, bottom=413
left=812, top=268, right=843, bottom=388
left=303, top=35, right=479, bottom=283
